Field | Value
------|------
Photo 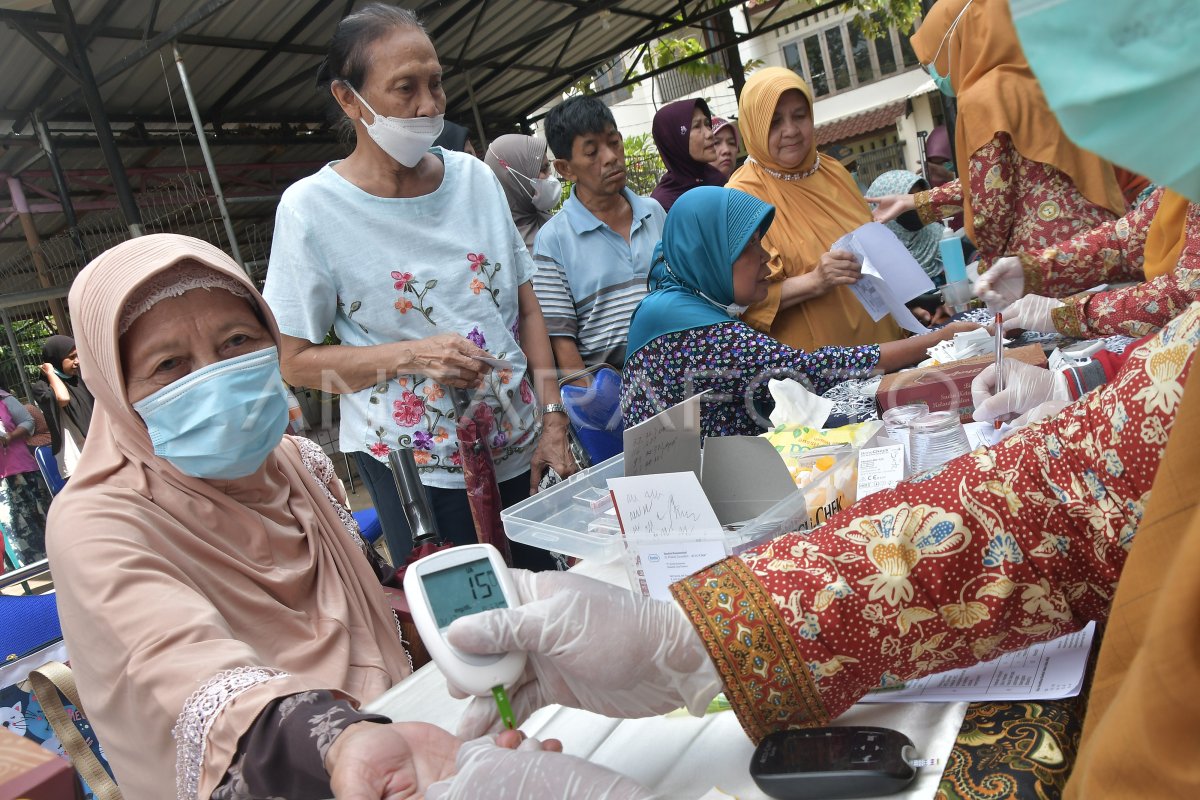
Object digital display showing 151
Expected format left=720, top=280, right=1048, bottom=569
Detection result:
left=422, top=557, right=508, bottom=629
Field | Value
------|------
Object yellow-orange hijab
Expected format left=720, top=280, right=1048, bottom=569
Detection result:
left=912, top=0, right=1125, bottom=241
left=1143, top=189, right=1191, bottom=280
left=727, top=67, right=900, bottom=351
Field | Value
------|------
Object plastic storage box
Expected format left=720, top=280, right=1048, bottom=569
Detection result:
left=503, top=453, right=826, bottom=562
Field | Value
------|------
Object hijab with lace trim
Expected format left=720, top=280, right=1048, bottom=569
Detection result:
left=726, top=67, right=901, bottom=351
left=46, top=233, right=410, bottom=800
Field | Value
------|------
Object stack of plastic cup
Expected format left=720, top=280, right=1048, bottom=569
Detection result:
left=881, top=403, right=929, bottom=474
left=907, top=411, right=972, bottom=473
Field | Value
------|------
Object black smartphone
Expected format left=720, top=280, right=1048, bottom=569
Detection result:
left=750, top=726, right=918, bottom=799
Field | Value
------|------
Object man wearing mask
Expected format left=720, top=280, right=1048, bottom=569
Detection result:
left=532, top=96, right=666, bottom=374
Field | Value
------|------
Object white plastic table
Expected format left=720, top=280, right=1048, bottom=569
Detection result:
left=367, top=560, right=967, bottom=799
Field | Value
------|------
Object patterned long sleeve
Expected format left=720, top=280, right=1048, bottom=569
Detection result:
left=674, top=302, right=1200, bottom=742
left=212, top=691, right=390, bottom=800
left=915, top=177, right=964, bottom=227
left=1050, top=198, right=1200, bottom=338
left=1023, top=188, right=1164, bottom=297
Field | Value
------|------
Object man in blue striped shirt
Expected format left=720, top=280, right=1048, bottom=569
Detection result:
left=533, top=96, right=666, bottom=376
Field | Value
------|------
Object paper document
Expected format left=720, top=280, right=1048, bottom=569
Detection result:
left=832, top=222, right=935, bottom=334
left=862, top=622, right=1096, bottom=703
left=622, top=392, right=706, bottom=478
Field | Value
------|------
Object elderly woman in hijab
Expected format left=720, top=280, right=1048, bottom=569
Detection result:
left=649, top=98, right=727, bottom=212
left=726, top=68, right=903, bottom=352
left=620, top=187, right=975, bottom=437
left=711, top=116, right=741, bottom=179
left=47, top=233, right=647, bottom=800
left=866, top=170, right=946, bottom=285
left=866, top=0, right=1124, bottom=271
left=31, top=333, right=93, bottom=479
left=485, top=133, right=560, bottom=254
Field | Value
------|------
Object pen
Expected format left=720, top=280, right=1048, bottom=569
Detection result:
left=993, top=313, right=1004, bottom=431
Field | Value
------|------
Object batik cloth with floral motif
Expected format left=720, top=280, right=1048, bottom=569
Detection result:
left=1006, top=187, right=1200, bottom=339
left=915, top=133, right=1117, bottom=271
left=265, top=151, right=540, bottom=489
left=673, top=301, right=1200, bottom=743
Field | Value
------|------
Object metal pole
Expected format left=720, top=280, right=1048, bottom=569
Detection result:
left=33, top=114, right=88, bottom=264
left=1, top=306, right=35, bottom=403
left=173, top=44, right=245, bottom=269
left=464, top=72, right=488, bottom=155
left=52, top=0, right=143, bottom=236
left=6, top=177, right=69, bottom=333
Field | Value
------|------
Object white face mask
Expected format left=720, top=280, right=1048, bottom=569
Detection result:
left=495, top=155, right=561, bottom=211
left=349, top=86, right=444, bottom=168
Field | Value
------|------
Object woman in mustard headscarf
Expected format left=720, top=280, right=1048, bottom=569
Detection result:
left=868, top=0, right=1125, bottom=270
left=726, top=67, right=902, bottom=352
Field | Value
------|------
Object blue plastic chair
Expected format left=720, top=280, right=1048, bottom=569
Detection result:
left=559, top=365, right=624, bottom=465
left=352, top=508, right=384, bottom=546
left=0, top=561, right=60, bottom=659
left=34, top=445, right=66, bottom=495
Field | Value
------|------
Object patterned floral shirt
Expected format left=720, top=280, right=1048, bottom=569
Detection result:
left=915, top=132, right=1118, bottom=271
left=673, top=301, right=1200, bottom=742
left=264, top=153, right=540, bottom=489
left=1010, top=187, right=1200, bottom=339
left=620, top=321, right=879, bottom=438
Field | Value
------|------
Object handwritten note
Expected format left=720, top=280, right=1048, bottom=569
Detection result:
left=622, top=392, right=706, bottom=478
left=607, top=472, right=723, bottom=541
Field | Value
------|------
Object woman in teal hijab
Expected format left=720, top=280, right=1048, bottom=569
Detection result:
left=866, top=170, right=947, bottom=284
left=622, top=187, right=973, bottom=437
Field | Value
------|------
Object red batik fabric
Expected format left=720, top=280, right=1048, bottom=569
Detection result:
left=673, top=302, right=1200, bottom=743
left=914, top=133, right=1118, bottom=270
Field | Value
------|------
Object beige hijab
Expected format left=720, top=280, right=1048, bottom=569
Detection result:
left=46, top=234, right=410, bottom=800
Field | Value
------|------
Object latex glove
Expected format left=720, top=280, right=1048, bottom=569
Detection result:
left=1012, top=399, right=1073, bottom=429
left=426, top=736, right=657, bottom=800
left=446, top=570, right=723, bottom=738
left=971, top=360, right=1069, bottom=423
left=973, top=256, right=1025, bottom=309
left=1000, top=294, right=1065, bottom=334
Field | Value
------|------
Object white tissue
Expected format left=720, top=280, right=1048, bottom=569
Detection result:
left=768, top=378, right=836, bottom=428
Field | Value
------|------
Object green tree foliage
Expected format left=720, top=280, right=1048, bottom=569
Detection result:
left=842, top=0, right=924, bottom=37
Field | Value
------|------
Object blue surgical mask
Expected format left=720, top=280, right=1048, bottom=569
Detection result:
left=1011, top=0, right=1200, bottom=201
left=133, top=347, right=289, bottom=480
left=923, top=0, right=972, bottom=99
left=927, top=63, right=955, bottom=98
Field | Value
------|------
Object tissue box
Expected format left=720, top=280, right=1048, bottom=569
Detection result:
left=876, top=344, right=1047, bottom=421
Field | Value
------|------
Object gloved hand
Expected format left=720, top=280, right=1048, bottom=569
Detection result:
left=445, top=570, right=723, bottom=738
left=1012, top=399, right=1073, bottom=429
left=971, top=360, right=1069, bottom=423
left=973, top=256, right=1025, bottom=308
left=426, top=736, right=657, bottom=800
left=1000, top=294, right=1065, bottom=334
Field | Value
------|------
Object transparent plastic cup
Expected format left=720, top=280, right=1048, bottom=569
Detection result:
left=881, top=403, right=928, bottom=474
left=907, top=411, right=971, bottom=473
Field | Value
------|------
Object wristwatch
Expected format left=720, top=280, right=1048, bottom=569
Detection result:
left=542, top=402, right=568, bottom=417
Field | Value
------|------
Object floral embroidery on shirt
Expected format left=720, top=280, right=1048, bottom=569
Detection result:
left=467, top=252, right=502, bottom=307
left=394, top=272, right=438, bottom=324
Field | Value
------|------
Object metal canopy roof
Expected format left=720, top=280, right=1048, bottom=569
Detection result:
left=0, top=0, right=751, bottom=155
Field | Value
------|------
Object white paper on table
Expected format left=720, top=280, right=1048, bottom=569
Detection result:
left=862, top=622, right=1096, bottom=703
left=856, top=443, right=906, bottom=498
left=962, top=420, right=1013, bottom=449
left=634, top=540, right=728, bottom=600
left=607, top=471, right=725, bottom=541
left=833, top=222, right=935, bottom=334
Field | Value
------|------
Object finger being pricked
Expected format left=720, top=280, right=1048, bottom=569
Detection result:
left=494, top=729, right=563, bottom=752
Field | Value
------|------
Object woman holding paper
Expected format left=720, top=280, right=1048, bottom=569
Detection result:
left=620, top=186, right=976, bottom=436
left=725, top=68, right=903, bottom=352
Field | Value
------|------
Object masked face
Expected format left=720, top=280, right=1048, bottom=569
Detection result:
left=123, top=288, right=287, bottom=480
left=340, top=26, right=447, bottom=168
left=497, top=156, right=561, bottom=212
left=922, top=0, right=974, bottom=98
